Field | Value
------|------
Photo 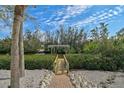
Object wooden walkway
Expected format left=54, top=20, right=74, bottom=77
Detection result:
left=49, top=55, right=73, bottom=88
left=48, top=75, right=74, bottom=88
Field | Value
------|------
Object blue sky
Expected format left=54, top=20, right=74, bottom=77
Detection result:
left=1, top=5, right=124, bottom=39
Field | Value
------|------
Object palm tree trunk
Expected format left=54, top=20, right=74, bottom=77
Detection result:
left=11, top=5, right=25, bottom=88
left=19, top=21, right=25, bottom=77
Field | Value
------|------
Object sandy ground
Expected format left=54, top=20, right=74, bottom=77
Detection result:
left=0, top=70, right=53, bottom=88
left=0, top=70, right=124, bottom=88
left=70, top=70, right=124, bottom=88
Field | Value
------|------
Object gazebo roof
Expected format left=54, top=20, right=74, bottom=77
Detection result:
left=48, top=45, right=70, bottom=48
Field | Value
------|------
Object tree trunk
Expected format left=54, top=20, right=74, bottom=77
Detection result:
left=19, top=21, right=25, bottom=77
left=11, top=5, right=25, bottom=88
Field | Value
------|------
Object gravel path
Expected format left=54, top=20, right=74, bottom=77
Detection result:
left=69, top=70, right=124, bottom=88
left=0, top=70, right=54, bottom=88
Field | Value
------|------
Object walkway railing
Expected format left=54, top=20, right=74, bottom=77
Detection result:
left=53, top=54, right=69, bottom=74
left=53, top=55, right=58, bottom=73
left=63, top=55, right=69, bottom=73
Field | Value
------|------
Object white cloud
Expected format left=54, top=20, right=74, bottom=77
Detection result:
left=113, top=11, right=118, bottom=15
left=57, top=5, right=91, bottom=24
left=74, top=5, right=124, bottom=27
left=57, top=11, right=64, bottom=16
left=66, top=5, right=89, bottom=16
left=115, top=6, right=123, bottom=13
left=43, top=5, right=124, bottom=28
left=108, top=13, right=113, bottom=17
left=45, top=5, right=91, bottom=25
left=54, top=17, right=60, bottom=21
left=45, top=19, right=50, bottom=23
left=58, top=19, right=66, bottom=24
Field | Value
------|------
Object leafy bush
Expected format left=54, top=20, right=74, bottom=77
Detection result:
left=66, top=54, right=124, bottom=71
left=0, top=54, right=55, bottom=70
left=66, top=54, right=101, bottom=70
left=0, top=39, right=11, bottom=54
left=25, top=54, right=55, bottom=70
left=69, top=47, right=77, bottom=54
left=83, top=42, right=100, bottom=54
left=0, top=55, right=10, bottom=70
left=101, top=48, right=124, bottom=70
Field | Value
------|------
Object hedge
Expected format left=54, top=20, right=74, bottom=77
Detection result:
left=0, top=54, right=56, bottom=70
left=1, top=53, right=124, bottom=71
left=66, top=54, right=124, bottom=71
left=0, top=55, right=10, bottom=70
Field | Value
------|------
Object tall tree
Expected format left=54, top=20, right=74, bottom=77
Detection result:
left=90, top=27, right=99, bottom=41
left=19, top=21, right=25, bottom=77
left=99, top=23, right=109, bottom=41
left=116, top=28, right=124, bottom=40
left=24, top=29, right=42, bottom=53
left=0, top=5, right=26, bottom=77
left=19, top=6, right=27, bottom=77
left=11, top=5, right=26, bottom=88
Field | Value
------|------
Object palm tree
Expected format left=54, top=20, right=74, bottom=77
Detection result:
left=11, top=5, right=26, bottom=88
left=19, top=21, right=25, bottom=77
left=0, top=5, right=26, bottom=78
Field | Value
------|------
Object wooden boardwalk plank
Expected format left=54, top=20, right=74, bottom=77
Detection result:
left=48, top=75, right=74, bottom=88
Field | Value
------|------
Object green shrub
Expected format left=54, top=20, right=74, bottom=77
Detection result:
left=99, top=57, right=117, bottom=71
left=0, top=55, right=10, bottom=70
left=66, top=54, right=83, bottom=69
left=0, top=54, right=55, bottom=70
left=66, top=54, right=123, bottom=71
left=69, top=47, right=77, bottom=54
left=83, top=42, right=100, bottom=54
left=101, top=49, right=124, bottom=70
left=25, top=54, right=55, bottom=70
